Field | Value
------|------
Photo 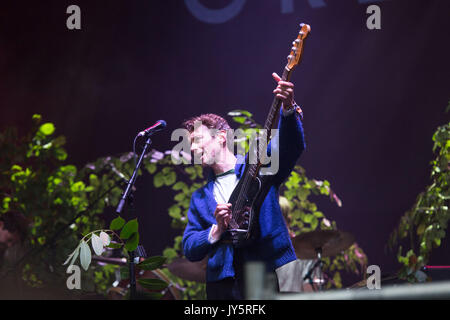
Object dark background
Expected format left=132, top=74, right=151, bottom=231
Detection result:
left=1, top=0, right=449, bottom=286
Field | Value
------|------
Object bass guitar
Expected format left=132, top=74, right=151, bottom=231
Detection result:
left=224, top=23, right=311, bottom=247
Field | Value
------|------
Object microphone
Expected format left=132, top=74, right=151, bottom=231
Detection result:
left=138, top=120, right=167, bottom=137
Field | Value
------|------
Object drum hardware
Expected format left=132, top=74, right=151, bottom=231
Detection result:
left=303, top=248, right=325, bottom=291
left=292, top=229, right=355, bottom=291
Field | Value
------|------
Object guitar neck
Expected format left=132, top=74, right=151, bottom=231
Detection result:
left=262, top=67, right=292, bottom=132
left=246, top=67, right=292, bottom=178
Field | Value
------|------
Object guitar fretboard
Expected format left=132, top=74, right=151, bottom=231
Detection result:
left=247, top=66, right=292, bottom=178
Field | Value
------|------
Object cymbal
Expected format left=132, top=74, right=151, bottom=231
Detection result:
left=292, top=230, right=355, bottom=259
left=167, top=257, right=207, bottom=283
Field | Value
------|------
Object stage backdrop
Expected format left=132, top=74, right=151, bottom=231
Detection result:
left=1, top=0, right=449, bottom=284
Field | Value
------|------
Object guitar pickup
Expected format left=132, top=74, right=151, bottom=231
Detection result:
left=229, top=229, right=248, bottom=233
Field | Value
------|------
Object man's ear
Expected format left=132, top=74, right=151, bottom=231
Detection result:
left=219, top=130, right=228, bottom=146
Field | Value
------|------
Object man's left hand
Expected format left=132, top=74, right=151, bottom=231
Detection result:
left=272, top=72, right=294, bottom=110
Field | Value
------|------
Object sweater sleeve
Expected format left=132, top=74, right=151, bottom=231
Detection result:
left=182, top=193, right=214, bottom=262
left=266, top=107, right=306, bottom=186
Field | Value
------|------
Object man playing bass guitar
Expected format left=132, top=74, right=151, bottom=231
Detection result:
left=181, top=71, right=306, bottom=299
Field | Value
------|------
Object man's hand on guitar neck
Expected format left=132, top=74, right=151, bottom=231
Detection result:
left=272, top=72, right=295, bottom=110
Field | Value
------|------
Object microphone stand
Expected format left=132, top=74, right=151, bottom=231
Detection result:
left=115, top=134, right=152, bottom=300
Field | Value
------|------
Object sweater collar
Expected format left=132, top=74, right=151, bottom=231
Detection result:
left=206, top=154, right=246, bottom=182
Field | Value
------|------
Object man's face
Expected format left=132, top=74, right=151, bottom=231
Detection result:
left=0, top=222, right=20, bottom=252
left=190, top=124, right=224, bottom=166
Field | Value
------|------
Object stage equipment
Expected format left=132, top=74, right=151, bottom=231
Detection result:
left=115, top=122, right=166, bottom=299
left=138, top=119, right=167, bottom=137
left=292, top=229, right=355, bottom=291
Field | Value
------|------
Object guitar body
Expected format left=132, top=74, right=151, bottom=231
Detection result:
left=226, top=164, right=262, bottom=247
left=226, top=166, right=275, bottom=247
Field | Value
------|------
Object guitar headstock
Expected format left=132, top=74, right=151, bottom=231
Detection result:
left=286, top=23, right=311, bottom=71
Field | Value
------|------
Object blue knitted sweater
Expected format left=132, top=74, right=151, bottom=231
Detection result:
left=182, top=109, right=305, bottom=282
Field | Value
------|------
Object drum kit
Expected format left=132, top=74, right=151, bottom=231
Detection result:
left=99, top=229, right=356, bottom=298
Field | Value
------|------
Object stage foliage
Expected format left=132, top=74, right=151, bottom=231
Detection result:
left=388, top=103, right=450, bottom=282
left=0, top=114, right=117, bottom=297
left=0, top=114, right=166, bottom=298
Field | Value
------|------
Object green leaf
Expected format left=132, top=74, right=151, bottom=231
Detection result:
left=163, top=248, right=177, bottom=260
left=172, top=182, right=188, bottom=191
left=139, top=292, right=164, bottom=300
left=232, top=116, right=246, bottom=124
left=11, top=164, right=22, bottom=172
left=89, top=174, right=99, bottom=187
left=107, top=242, right=123, bottom=249
left=120, top=219, right=139, bottom=240
left=164, top=171, right=176, bottom=185
left=184, top=167, right=197, bottom=179
left=146, top=162, right=157, bottom=174
left=229, top=109, right=252, bottom=118
left=137, top=256, right=167, bottom=270
left=174, top=192, right=186, bottom=202
left=313, top=211, right=324, bottom=218
left=32, top=114, right=42, bottom=122
left=70, top=181, right=85, bottom=192
left=39, top=123, right=55, bottom=136
left=168, top=205, right=181, bottom=219
left=154, top=172, right=164, bottom=188
left=303, top=214, right=313, bottom=223
left=310, top=216, right=319, bottom=230
left=91, top=233, right=104, bottom=256
left=137, top=278, right=168, bottom=291
left=237, top=110, right=252, bottom=118
left=80, top=240, right=92, bottom=271
left=110, top=216, right=125, bottom=230
left=125, top=232, right=139, bottom=251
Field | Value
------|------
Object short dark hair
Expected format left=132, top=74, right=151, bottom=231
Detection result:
left=0, top=211, right=29, bottom=242
left=182, top=113, right=231, bottom=133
